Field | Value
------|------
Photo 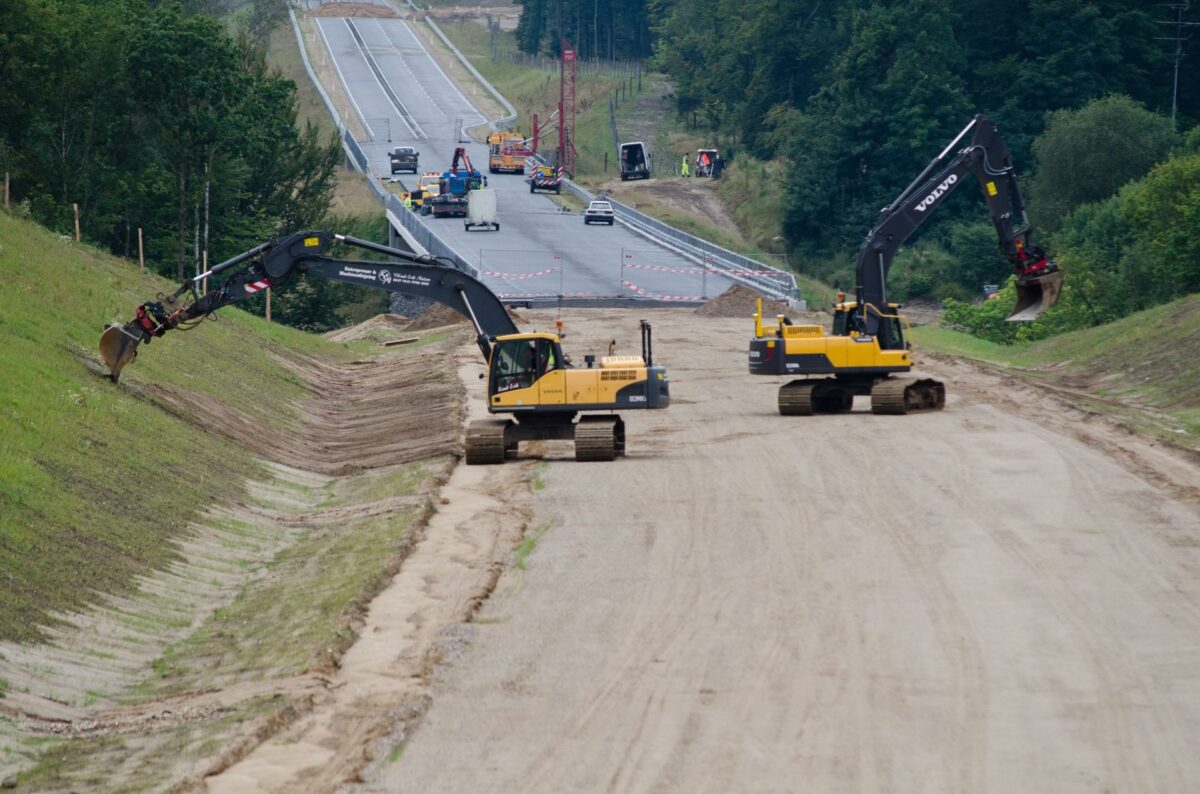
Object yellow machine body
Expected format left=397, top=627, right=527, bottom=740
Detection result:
left=487, top=333, right=667, bottom=412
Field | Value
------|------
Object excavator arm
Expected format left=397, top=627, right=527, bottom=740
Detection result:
left=854, top=115, right=1063, bottom=349
left=99, top=230, right=517, bottom=381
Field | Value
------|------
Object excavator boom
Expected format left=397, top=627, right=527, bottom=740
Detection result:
left=100, top=231, right=515, bottom=381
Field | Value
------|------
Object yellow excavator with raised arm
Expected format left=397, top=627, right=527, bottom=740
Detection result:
left=100, top=231, right=669, bottom=462
left=749, top=115, right=1063, bottom=415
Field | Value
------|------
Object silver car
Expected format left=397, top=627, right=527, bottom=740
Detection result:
left=583, top=199, right=615, bottom=225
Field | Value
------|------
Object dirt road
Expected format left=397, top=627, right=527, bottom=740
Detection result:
left=353, top=309, right=1200, bottom=792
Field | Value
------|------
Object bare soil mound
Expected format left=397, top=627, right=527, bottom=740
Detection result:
left=405, top=303, right=472, bottom=331
left=325, top=313, right=410, bottom=343
left=307, top=2, right=398, bottom=18
left=901, top=297, right=945, bottom=327
left=697, top=284, right=791, bottom=319
left=404, top=304, right=524, bottom=332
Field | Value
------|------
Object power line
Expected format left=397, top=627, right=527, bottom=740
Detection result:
left=1158, top=3, right=1200, bottom=129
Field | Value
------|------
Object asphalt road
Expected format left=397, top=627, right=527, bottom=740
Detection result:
left=311, top=12, right=736, bottom=302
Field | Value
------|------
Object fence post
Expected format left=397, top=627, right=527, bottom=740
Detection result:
left=73, top=203, right=80, bottom=241
left=266, top=287, right=272, bottom=323
left=138, top=227, right=144, bottom=271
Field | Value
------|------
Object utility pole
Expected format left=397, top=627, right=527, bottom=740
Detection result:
left=1160, top=3, right=1199, bottom=129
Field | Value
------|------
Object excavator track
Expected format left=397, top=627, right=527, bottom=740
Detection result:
left=574, top=416, right=625, bottom=461
left=778, top=381, right=816, bottom=415
left=870, top=377, right=945, bottom=415
left=465, top=419, right=512, bottom=464
left=778, top=380, right=854, bottom=415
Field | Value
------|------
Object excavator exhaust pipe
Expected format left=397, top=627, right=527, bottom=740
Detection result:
left=1007, top=269, right=1064, bottom=322
left=99, top=323, right=143, bottom=382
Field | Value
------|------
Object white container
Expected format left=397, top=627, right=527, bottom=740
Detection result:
left=465, top=189, right=499, bottom=231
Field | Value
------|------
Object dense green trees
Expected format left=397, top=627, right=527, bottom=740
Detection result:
left=0, top=0, right=339, bottom=284
left=515, top=0, right=653, bottom=59
left=1029, top=95, right=1177, bottom=231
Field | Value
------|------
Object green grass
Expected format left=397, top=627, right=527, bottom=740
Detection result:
left=0, top=212, right=367, bottom=643
left=514, top=522, right=552, bottom=571
left=17, top=695, right=295, bottom=792
left=913, top=294, right=1200, bottom=438
left=134, top=459, right=450, bottom=697
left=531, top=462, right=548, bottom=492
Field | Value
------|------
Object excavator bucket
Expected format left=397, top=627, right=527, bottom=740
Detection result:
left=99, top=323, right=143, bottom=382
left=1007, top=269, right=1064, bottom=322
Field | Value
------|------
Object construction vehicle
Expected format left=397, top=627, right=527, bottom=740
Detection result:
left=695, top=149, right=722, bottom=178
left=411, top=171, right=442, bottom=213
left=619, top=142, right=650, bottom=181
left=529, top=163, right=562, bottom=194
left=99, top=231, right=670, bottom=463
left=748, top=115, right=1063, bottom=415
left=487, top=131, right=533, bottom=174
left=465, top=189, right=500, bottom=232
left=431, top=147, right=486, bottom=218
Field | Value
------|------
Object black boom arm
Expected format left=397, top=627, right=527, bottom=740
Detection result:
left=853, top=115, right=1055, bottom=347
left=101, top=230, right=518, bottom=380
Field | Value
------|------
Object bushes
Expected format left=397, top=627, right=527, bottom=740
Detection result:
left=943, top=149, right=1200, bottom=342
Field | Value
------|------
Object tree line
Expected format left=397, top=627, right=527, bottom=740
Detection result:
left=0, top=0, right=340, bottom=285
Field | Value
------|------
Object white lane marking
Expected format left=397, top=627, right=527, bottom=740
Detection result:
left=371, top=19, right=442, bottom=120
left=343, top=17, right=426, bottom=140
left=388, top=17, right=486, bottom=127
left=315, top=17, right=374, bottom=140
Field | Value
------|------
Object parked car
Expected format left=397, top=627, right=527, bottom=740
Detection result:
left=389, top=146, right=419, bottom=174
left=583, top=199, right=615, bottom=225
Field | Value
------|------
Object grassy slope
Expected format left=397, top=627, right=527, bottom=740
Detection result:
left=913, top=294, right=1200, bottom=438
left=0, top=212, right=367, bottom=642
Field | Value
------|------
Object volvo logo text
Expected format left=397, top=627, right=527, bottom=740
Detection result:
left=915, top=174, right=957, bottom=212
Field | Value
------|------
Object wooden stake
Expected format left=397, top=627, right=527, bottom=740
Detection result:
left=72, top=203, right=81, bottom=241
left=265, top=287, right=272, bottom=323
left=138, top=227, right=144, bottom=271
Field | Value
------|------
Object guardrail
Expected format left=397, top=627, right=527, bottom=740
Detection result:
left=548, top=163, right=799, bottom=302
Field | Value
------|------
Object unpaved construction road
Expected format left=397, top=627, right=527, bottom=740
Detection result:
left=209, top=308, right=1200, bottom=792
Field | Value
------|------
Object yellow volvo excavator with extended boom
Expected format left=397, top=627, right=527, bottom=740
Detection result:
left=749, top=115, right=1063, bottom=415
left=99, top=231, right=669, bottom=462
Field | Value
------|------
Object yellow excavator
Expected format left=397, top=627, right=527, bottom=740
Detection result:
left=100, top=231, right=669, bottom=462
left=749, top=115, right=1064, bottom=415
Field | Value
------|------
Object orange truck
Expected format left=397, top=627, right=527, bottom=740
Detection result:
left=488, top=131, right=533, bottom=174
